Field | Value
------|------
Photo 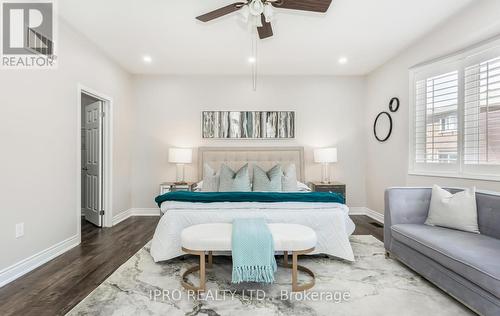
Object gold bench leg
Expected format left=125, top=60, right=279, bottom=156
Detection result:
left=207, top=251, right=213, bottom=268
left=181, top=248, right=315, bottom=293
left=282, top=248, right=315, bottom=292
left=181, top=247, right=207, bottom=292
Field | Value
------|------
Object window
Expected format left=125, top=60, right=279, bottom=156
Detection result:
left=414, top=70, right=459, bottom=165
left=440, top=115, right=457, bottom=132
left=464, top=56, right=500, bottom=165
left=438, top=152, right=458, bottom=162
left=409, top=40, right=500, bottom=180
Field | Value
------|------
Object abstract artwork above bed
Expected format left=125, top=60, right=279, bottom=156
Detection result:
left=202, top=111, right=295, bottom=139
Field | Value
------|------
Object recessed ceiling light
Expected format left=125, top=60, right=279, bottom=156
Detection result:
left=338, top=57, right=348, bottom=65
left=248, top=56, right=256, bottom=64
left=143, top=55, right=152, bottom=64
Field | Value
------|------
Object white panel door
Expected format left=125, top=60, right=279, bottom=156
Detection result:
left=83, top=101, right=103, bottom=227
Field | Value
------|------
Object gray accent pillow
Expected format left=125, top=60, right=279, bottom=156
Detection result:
left=218, top=164, right=251, bottom=192
left=425, top=185, right=479, bottom=233
left=201, top=164, right=219, bottom=192
left=282, top=164, right=298, bottom=191
left=253, top=165, right=283, bottom=192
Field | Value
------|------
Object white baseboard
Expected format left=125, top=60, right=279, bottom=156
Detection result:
left=112, top=208, right=160, bottom=226
left=349, top=206, right=384, bottom=223
left=348, top=206, right=367, bottom=216
left=364, top=208, right=384, bottom=223
left=0, top=234, right=80, bottom=288
left=112, top=209, right=132, bottom=226
left=131, top=208, right=161, bottom=216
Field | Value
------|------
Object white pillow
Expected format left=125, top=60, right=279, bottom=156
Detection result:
left=193, top=181, right=203, bottom=192
left=425, top=185, right=479, bottom=233
left=296, top=181, right=311, bottom=192
left=281, top=164, right=298, bottom=191
left=201, top=164, right=219, bottom=192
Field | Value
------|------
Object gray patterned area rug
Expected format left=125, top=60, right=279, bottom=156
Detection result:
left=67, top=236, right=473, bottom=316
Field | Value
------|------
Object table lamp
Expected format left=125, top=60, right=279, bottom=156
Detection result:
left=168, top=148, right=192, bottom=184
left=314, top=148, right=338, bottom=184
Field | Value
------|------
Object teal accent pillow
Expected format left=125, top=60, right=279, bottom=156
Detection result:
left=253, top=165, right=283, bottom=192
left=218, top=164, right=251, bottom=192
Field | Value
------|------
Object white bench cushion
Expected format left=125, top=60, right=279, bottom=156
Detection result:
left=181, top=223, right=317, bottom=252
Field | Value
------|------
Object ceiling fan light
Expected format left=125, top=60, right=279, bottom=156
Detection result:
left=239, top=5, right=250, bottom=23
left=254, top=15, right=263, bottom=27
left=263, top=3, right=274, bottom=22
left=248, top=0, right=264, bottom=16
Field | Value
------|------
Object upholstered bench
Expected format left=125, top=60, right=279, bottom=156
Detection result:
left=180, top=223, right=317, bottom=292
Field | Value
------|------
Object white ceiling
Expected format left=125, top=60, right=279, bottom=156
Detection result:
left=59, top=0, right=473, bottom=75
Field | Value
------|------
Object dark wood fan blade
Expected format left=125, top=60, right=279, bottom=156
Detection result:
left=196, top=3, right=245, bottom=22
left=257, top=14, right=273, bottom=39
left=272, top=0, right=332, bottom=13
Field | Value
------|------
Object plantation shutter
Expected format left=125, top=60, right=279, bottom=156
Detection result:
left=464, top=51, right=500, bottom=166
left=410, top=40, right=500, bottom=179
left=414, top=70, right=459, bottom=165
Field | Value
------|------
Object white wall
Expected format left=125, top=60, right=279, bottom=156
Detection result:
left=0, top=20, right=133, bottom=274
left=365, top=0, right=500, bottom=213
left=131, top=75, right=367, bottom=209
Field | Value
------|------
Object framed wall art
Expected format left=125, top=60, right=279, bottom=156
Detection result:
left=201, top=111, right=295, bottom=139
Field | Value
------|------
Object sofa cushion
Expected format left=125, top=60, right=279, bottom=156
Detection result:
left=425, top=185, right=479, bottom=233
left=391, top=224, right=500, bottom=298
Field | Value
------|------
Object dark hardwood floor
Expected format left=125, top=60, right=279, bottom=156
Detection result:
left=0, top=215, right=382, bottom=316
left=352, top=214, right=384, bottom=241
left=0, top=217, right=159, bottom=316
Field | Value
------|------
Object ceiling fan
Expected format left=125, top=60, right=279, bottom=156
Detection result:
left=196, top=0, right=333, bottom=39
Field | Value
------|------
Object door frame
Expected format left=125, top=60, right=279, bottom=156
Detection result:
left=76, top=84, right=114, bottom=236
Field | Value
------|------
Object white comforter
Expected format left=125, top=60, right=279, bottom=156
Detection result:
left=150, top=201, right=355, bottom=262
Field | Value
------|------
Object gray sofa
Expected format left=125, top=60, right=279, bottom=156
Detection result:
left=384, top=187, right=500, bottom=316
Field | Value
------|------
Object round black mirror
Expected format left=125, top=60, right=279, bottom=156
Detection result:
left=389, top=97, right=400, bottom=112
left=373, top=111, right=393, bottom=142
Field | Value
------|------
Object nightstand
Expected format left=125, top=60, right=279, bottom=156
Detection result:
left=308, top=181, right=346, bottom=203
left=159, top=182, right=197, bottom=195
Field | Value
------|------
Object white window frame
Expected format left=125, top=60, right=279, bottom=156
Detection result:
left=408, top=37, right=500, bottom=181
left=440, top=115, right=457, bottom=132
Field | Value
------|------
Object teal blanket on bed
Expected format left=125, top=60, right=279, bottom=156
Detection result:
left=154, top=191, right=345, bottom=207
left=231, top=218, right=277, bottom=284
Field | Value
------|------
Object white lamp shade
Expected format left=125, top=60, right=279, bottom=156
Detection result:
left=314, top=148, right=338, bottom=163
left=168, top=148, right=192, bottom=164
left=263, top=3, right=274, bottom=22
left=249, top=0, right=265, bottom=16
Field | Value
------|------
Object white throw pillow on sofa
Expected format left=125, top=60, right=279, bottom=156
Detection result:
left=425, top=185, right=479, bottom=233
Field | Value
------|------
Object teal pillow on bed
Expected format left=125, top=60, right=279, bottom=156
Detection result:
left=253, top=165, right=283, bottom=192
left=218, top=164, right=251, bottom=192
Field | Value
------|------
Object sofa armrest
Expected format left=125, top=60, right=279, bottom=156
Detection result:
left=384, top=187, right=432, bottom=251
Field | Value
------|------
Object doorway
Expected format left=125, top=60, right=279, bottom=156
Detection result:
left=81, top=93, right=103, bottom=227
left=78, top=85, right=113, bottom=233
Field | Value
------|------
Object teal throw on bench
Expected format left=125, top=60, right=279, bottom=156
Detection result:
left=231, top=218, right=277, bottom=284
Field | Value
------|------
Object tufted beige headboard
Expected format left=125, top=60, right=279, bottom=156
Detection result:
left=198, top=147, right=305, bottom=182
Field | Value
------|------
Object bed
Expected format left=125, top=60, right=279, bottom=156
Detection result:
left=150, top=147, right=355, bottom=262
